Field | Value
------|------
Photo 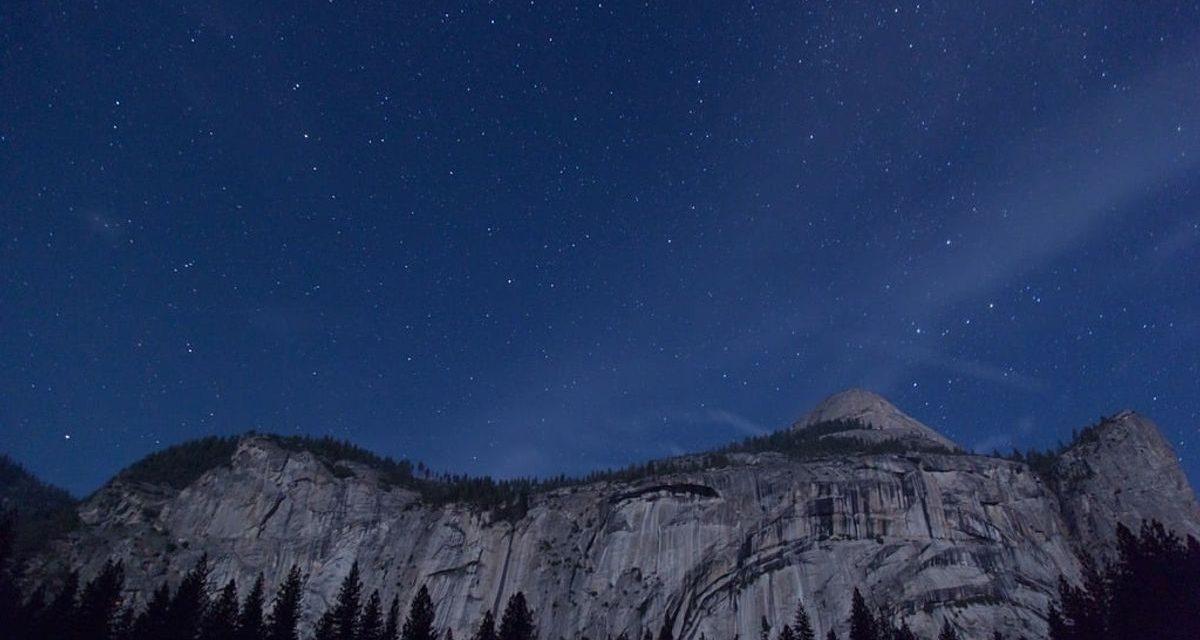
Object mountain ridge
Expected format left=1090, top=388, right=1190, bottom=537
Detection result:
left=7, top=390, right=1199, bottom=640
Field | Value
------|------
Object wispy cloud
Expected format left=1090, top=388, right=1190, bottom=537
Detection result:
left=702, top=408, right=769, bottom=437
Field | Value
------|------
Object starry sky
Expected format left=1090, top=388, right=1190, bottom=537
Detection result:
left=2, top=2, right=1198, bottom=496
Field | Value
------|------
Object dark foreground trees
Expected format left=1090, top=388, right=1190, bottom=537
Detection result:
left=1048, top=520, right=1200, bottom=640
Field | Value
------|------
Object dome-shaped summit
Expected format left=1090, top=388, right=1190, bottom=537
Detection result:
left=793, top=388, right=957, bottom=451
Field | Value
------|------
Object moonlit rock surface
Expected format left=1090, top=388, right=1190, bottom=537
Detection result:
left=43, top=396, right=1200, bottom=640
left=793, top=388, right=959, bottom=452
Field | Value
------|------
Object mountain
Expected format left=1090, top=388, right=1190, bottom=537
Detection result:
left=0, top=454, right=78, bottom=556
left=12, top=392, right=1200, bottom=640
left=793, top=388, right=959, bottom=452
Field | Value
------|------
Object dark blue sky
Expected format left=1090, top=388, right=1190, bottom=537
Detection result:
left=2, top=2, right=1198, bottom=496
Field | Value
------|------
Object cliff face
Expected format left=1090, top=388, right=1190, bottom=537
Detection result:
left=33, top=395, right=1200, bottom=640
left=1051, top=410, right=1200, bottom=547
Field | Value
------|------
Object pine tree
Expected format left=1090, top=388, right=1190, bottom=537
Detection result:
left=848, top=589, right=875, bottom=640
left=360, top=590, right=385, bottom=640
left=385, top=596, right=403, bottom=640
left=893, top=623, right=916, bottom=640
left=779, top=624, right=796, bottom=640
left=201, top=579, right=240, bottom=640
left=332, top=562, right=365, bottom=640
left=873, top=611, right=894, bottom=640
left=793, top=600, right=815, bottom=640
left=267, top=566, right=306, bottom=640
left=77, top=560, right=126, bottom=640
left=315, top=612, right=338, bottom=640
left=760, top=616, right=772, bottom=640
left=41, top=570, right=80, bottom=640
left=991, top=632, right=1003, bottom=640
left=238, top=574, right=267, bottom=640
left=446, top=629, right=456, bottom=640
left=402, top=585, right=437, bottom=640
left=497, top=593, right=536, bottom=640
left=936, top=621, right=959, bottom=640
left=472, top=610, right=497, bottom=640
left=167, top=555, right=211, bottom=640
left=132, top=583, right=173, bottom=640
left=825, top=631, right=838, bottom=640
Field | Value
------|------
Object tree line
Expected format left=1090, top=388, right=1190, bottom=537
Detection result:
left=3, top=508, right=1197, bottom=640
left=1047, top=520, right=1200, bottom=640
left=112, top=420, right=957, bottom=524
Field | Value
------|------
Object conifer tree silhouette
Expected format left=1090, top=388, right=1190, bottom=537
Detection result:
left=200, top=579, right=240, bottom=640
left=238, top=574, right=267, bottom=640
left=471, top=610, right=497, bottom=640
left=793, top=599, right=815, bottom=640
left=401, top=585, right=437, bottom=640
left=77, top=559, right=125, bottom=640
left=331, top=562, right=364, bottom=640
left=359, top=590, right=385, bottom=640
left=267, top=566, right=306, bottom=640
left=497, top=593, right=535, bottom=640
left=848, top=589, right=875, bottom=640
left=384, top=595, right=403, bottom=640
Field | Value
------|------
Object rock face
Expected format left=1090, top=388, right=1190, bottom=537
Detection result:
left=31, top=394, right=1200, bottom=640
left=1051, top=410, right=1200, bottom=548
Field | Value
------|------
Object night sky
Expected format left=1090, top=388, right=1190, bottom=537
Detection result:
left=2, top=2, right=1198, bottom=497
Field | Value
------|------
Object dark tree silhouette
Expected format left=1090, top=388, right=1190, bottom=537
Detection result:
left=315, top=612, right=337, bottom=640
left=498, top=592, right=536, bottom=640
left=132, top=583, right=173, bottom=640
left=779, top=624, right=796, bottom=640
left=759, top=616, right=771, bottom=640
left=360, top=590, right=385, bottom=640
left=166, top=555, right=211, bottom=640
left=200, top=579, right=240, bottom=640
left=384, top=595, right=403, bottom=640
left=848, top=589, right=875, bottom=640
left=1049, top=520, right=1200, bottom=640
left=401, top=585, right=437, bottom=640
left=331, top=562, right=364, bottom=640
left=793, top=600, right=815, bottom=640
left=238, top=574, right=267, bottom=640
left=267, top=566, right=307, bottom=640
left=825, top=631, right=838, bottom=640
left=76, top=559, right=125, bottom=640
left=471, top=610, right=497, bottom=640
left=936, top=620, right=960, bottom=640
left=42, top=569, right=81, bottom=640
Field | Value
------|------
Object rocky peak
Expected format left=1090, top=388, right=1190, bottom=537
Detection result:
left=1053, top=410, right=1200, bottom=547
left=793, top=388, right=958, bottom=451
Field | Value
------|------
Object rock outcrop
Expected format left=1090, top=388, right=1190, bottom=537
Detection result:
left=1051, top=410, right=1200, bottom=549
left=27, top=393, right=1200, bottom=640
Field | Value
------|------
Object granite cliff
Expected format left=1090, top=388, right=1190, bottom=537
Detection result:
left=24, top=390, right=1200, bottom=640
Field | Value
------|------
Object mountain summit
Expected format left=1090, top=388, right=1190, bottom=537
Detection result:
left=793, top=388, right=958, bottom=451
